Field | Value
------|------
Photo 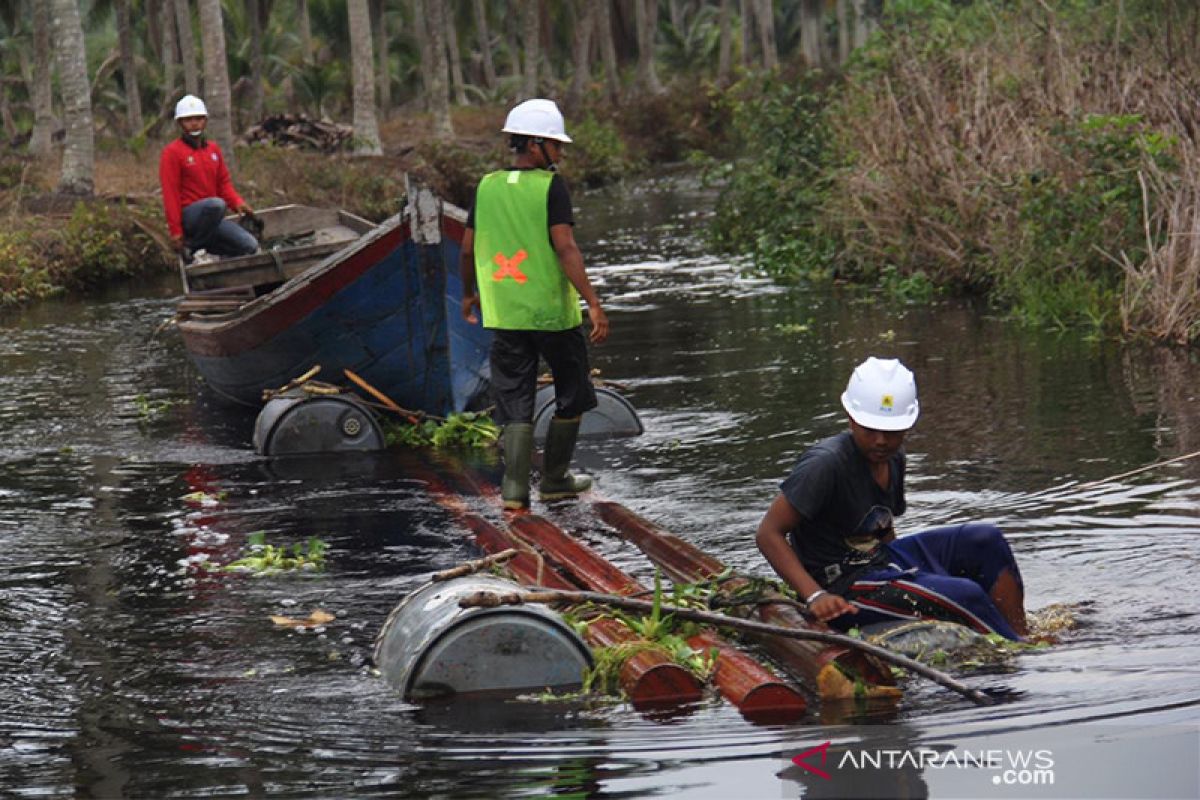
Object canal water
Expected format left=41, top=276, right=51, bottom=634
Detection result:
left=1, top=174, right=1197, bottom=798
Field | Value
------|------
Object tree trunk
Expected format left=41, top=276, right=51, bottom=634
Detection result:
left=473, top=0, right=497, bottom=91
left=799, top=0, right=821, bottom=68
left=346, top=0, right=383, bottom=154
left=836, top=0, right=850, bottom=65
left=371, top=0, right=390, bottom=119
left=740, top=0, right=753, bottom=68
left=147, top=0, right=163, bottom=62
left=717, top=0, right=732, bottom=85
left=412, top=0, right=434, bottom=112
left=596, top=0, right=620, bottom=104
left=173, top=0, right=201, bottom=95
left=29, top=0, right=55, bottom=156
left=445, top=0, right=467, bottom=106
left=756, top=0, right=777, bottom=71
left=634, top=0, right=664, bottom=95
left=425, top=0, right=454, bottom=135
left=297, top=0, right=313, bottom=59
left=520, top=0, right=539, bottom=99
left=50, top=0, right=94, bottom=195
left=115, top=0, right=144, bottom=135
left=851, top=0, right=870, bottom=50
left=565, top=0, right=594, bottom=109
left=161, top=0, right=179, bottom=106
left=197, top=0, right=237, bottom=167
left=0, top=90, right=17, bottom=142
left=246, top=0, right=265, bottom=127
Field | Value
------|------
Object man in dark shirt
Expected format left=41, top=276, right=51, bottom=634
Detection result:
left=756, top=357, right=1029, bottom=640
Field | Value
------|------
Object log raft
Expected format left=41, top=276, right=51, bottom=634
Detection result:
left=508, top=514, right=807, bottom=722
left=413, top=467, right=704, bottom=709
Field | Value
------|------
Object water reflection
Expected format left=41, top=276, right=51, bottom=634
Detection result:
left=0, top=175, right=1197, bottom=797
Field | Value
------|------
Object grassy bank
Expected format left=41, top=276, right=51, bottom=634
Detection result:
left=710, top=0, right=1200, bottom=346
left=0, top=88, right=725, bottom=310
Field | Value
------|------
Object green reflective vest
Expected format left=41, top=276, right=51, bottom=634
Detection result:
left=473, top=169, right=582, bottom=331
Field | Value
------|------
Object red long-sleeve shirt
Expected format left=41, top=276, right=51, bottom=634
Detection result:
left=158, top=137, right=245, bottom=238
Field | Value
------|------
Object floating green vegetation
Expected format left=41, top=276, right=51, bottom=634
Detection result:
left=182, top=490, right=227, bottom=505
left=134, top=394, right=174, bottom=420
left=223, top=532, right=328, bottom=575
left=562, top=572, right=719, bottom=699
left=384, top=411, right=500, bottom=450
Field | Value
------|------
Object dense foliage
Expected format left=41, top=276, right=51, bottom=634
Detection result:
left=711, top=0, right=1200, bottom=344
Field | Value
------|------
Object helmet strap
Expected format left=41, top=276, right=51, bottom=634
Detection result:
left=535, top=138, right=558, bottom=172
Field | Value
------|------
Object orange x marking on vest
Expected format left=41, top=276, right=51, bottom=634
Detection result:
left=492, top=249, right=529, bottom=284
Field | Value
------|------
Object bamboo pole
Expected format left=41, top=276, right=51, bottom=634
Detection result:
left=461, top=589, right=997, bottom=707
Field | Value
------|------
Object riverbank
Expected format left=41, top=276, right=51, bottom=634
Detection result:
left=0, top=87, right=726, bottom=310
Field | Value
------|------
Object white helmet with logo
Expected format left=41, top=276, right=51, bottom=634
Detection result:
left=174, top=94, right=208, bottom=120
left=841, top=357, right=920, bottom=431
left=502, top=98, right=572, bottom=143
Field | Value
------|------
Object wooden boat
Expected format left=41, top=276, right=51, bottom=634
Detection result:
left=175, top=187, right=491, bottom=414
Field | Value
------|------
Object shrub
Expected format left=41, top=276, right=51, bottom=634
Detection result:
left=706, top=74, right=838, bottom=279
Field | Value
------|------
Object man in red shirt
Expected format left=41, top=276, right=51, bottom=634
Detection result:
left=159, top=95, right=258, bottom=258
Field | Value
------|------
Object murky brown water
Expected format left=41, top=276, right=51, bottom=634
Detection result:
left=1, top=173, right=1197, bottom=798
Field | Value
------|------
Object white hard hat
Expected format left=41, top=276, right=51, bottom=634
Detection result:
left=841, top=357, right=920, bottom=431
left=501, top=98, right=572, bottom=143
left=174, top=95, right=208, bottom=120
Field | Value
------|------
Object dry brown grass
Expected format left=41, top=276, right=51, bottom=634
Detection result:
left=824, top=0, right=1200, bottom=342
left=1119, top=152, right=1200, bottom=345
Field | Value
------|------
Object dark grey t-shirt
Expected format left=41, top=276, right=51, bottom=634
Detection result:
left=780, top=431, right=906, bottom=588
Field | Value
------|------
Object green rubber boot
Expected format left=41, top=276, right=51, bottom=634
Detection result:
left=539, top=416, right=593, bottom=500
left=501, top=422, right=533, bottom=510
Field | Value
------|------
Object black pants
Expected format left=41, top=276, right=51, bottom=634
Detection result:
left=489, top=327, right=597, bottom=425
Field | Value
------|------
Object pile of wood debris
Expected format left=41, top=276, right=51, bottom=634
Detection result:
left=241, top=114, right=355, bottom=152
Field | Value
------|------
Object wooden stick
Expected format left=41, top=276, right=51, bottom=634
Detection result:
left=1075, top=449, right=1200, bottom=490
left=460, top=588, right=998, bottom=706
left=262, top=364, right=322, bottom=401
left=431, top=549, right=518, bottom=582
left=343, top=368, right=422, bottom=424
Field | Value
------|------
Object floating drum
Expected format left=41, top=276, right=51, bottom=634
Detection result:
left=533, top=385, right=644, bottom=441
left=373, top=575, right=593, bottom=700
left=253, top=389, right=385, bottom=456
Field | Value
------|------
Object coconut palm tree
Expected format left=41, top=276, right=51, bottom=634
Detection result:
left=519, top=0, right=538, bottom=99
left=197, top=0, right=237, bottom=166
left=424, top=0, right=453, bottom=136
left=50, top=0, right=94, bottom=195
left=472, top=0, right=496, bottom=92
left=635, top=0, right=665, bottom=94
left=173, top=0, right=200, bottom=95
left=115, top=0, right=144, bottom=133
left=347, top=0, right=382, bottom=154
left=29, top=0, right=54, bottom=155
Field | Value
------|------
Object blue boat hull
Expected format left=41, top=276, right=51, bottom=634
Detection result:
left=178, top=211, right=491, bottom=415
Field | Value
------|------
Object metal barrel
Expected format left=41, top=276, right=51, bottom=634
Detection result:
left=253, top=390, right=385, bottom=456
left=373, top=575, right=592, bottom=700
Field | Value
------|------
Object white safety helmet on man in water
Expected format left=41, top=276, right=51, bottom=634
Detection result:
left=501, top=98, right=572, bottom=143
left=841, top=357, right=920, bottom=431
left=174, top=94, right=208, bottom=120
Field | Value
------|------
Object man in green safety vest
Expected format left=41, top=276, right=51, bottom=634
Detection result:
left=459, top=98, right=610, bottom=510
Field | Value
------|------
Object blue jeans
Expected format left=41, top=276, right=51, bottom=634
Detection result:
left=182, top=198, right=258, bottom=257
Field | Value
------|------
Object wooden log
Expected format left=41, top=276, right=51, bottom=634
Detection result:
left=458, top=513, right=704, bottom=709
left=508, top=514, right=807, bottom=721
left=460, top=588, right=996, bottom=706
left=592, top=501, right=900, bottom=701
